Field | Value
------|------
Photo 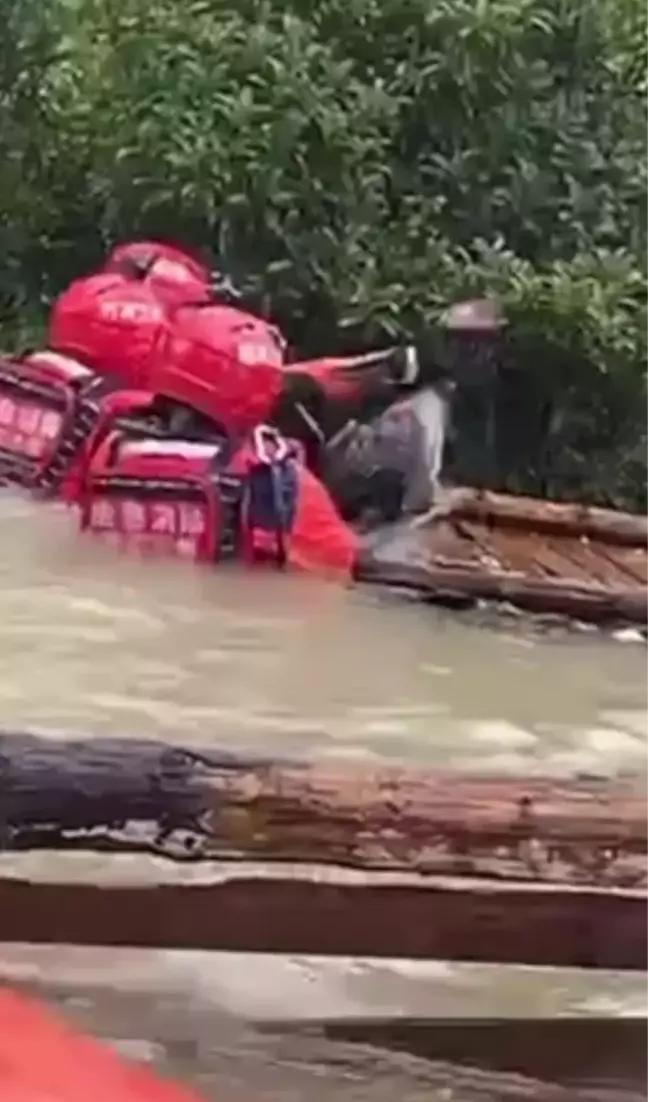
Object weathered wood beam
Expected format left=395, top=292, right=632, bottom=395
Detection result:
left=0, top=868, right=645, bottom=970
left=320, top=1019, right=648, bottom=1096
left=447, top=489, right=648, bottom=547
left=1, top=732, right=645, bottom=879
left=355, top=558, right=648, bottom=625
left=0, top=732, right=644, bottom=968
left=354, top=489, right=648, bottom=623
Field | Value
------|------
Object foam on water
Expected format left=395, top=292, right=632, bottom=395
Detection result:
left=0, top=489, right=645, bottom=1073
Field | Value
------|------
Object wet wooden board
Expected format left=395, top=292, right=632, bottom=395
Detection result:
left=456, top=523, right=555, bottom=579
left=546, top=538, right=637, bottom=588
left=596, top=543, right=648, bottom=586
left=0, top=731, right=644, bottom=970
left=0, top=871, right=644, bottom=971
left=2, top=733, right=645, bottom=878
left=322, top=1019, right=648, bottom=1097
left=358, top=489, right=648, bottom=624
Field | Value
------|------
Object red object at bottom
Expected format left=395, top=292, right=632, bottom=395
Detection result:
left=0, top=988, right=207, bottom=1102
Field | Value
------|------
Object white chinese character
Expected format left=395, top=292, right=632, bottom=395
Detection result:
left=150, top=502, right=177, bottom=534
left=178, top=503, right=206, bottom=537
left=90, top=499, right=116, bottom=530
left=238, top=339, right=283, bottom=368
left=175, top=537, right=199, bottom=559
left=238, top=341, right=261, bottom=366
left=17, top=405, right=42, bottom=435
left=119, top=498, right=147, bottom=533
left=99, top=300, right=163, bottom=324
left=40, top=411, right=62, bottom=441
left=0, top=398, right=16, bottom=427
left=24, top=435, right=45, bottom=458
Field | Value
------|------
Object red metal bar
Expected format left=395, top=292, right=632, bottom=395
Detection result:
left=0, top=988, right=207, bottom=1102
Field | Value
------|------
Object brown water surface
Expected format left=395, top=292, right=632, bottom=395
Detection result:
left=0, top=493, right=645, bottom=1099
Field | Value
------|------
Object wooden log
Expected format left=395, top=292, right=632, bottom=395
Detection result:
left=7, top=987, right=646, bottom=1102
left=0, top=731, right=645, bottom=969
left=447, top=488, right=648, bottom=547
left=0, top=869, right=644, bottom=971
left=354, top=558, right=648, bottom=625
left=1, top=732, right=645, bottom=882
left=321, top=1019, right=648, bottom=1097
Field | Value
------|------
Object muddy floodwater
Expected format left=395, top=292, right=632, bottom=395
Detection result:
left=0, top=493, right=645, bottom=1100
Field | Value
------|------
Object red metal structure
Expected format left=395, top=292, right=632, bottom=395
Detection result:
left=0, top=240, right=396, bottom=577
left=0, top=988, right=207, bottom=1102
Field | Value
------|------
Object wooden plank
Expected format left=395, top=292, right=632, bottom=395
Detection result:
left=447, top=489, right=648, bottom=547
left=0, top=731, right=644, bottom=968
left=9, top=976, right=645, bottom=1101
left=356, top=494, right=648, bottom=622
left=355, top=556, right=647, bottom=624
left=322, top=1019, right=648, bottom=1097
left=596, top=543, right=648, bottom=586
left=0, top=870, right=644, bottom=970
left=0, top=732, right=645, bottom=883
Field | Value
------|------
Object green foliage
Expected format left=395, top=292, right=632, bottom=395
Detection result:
left=0, top=0, right=645, bottom=506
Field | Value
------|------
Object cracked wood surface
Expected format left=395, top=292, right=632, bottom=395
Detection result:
left=446, top=489, right=648, bottom=547
left=0, top=732, right=645, bottom=886
left=0, top=870, right=644, bottom=969
left=0, top=731, right=644, bottom=968
left=355, top=489, right=648, bottom=623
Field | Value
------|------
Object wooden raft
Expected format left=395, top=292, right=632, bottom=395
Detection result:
left=0, top=732, right=645, bottom=970
left=356, top=489, right=648, bottom=625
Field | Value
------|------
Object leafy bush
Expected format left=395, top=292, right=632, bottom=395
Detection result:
left=1, top=0, right=646, bottom=506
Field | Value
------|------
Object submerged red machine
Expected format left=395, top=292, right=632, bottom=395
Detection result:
left=0, top=241, right=423, bottom=577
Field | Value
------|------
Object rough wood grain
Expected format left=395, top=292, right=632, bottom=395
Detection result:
left=447, top=489, right=648, bottom=547
left=353, top=490, right=648, bottom=623
left=321, top=1019, right=648, bottom=1096
left=0, top=732, right=645, bottom=888
left=355, top=557, right=648, bottom=624
left=0, top=731, right=644, bottom=967
left=0, top=870, right=644, bottom=970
